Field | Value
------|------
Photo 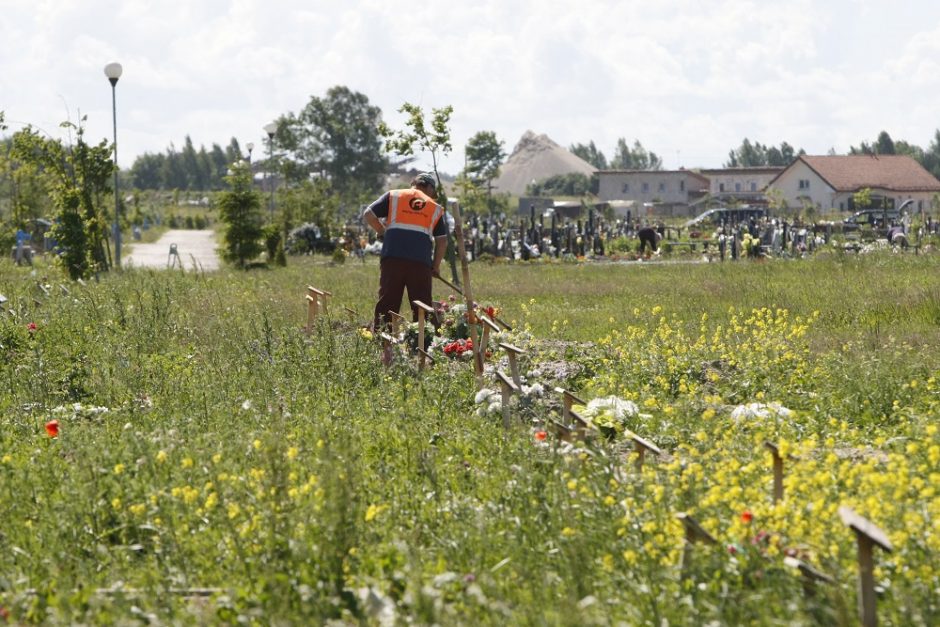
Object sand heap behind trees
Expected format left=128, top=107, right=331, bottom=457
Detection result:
left=492, top=130, right=597, bottom=196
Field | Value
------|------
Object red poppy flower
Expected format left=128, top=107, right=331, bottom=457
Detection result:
left=534, top=430, right=547, bottom=441
left=27, top=322, right=38, bottom=333
left=45, top=419, right=59, bottom=438
left=741, top=510, right=753, bottom=524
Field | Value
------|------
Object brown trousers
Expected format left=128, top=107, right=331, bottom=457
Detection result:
left=373, top=257, right=432, bottom=329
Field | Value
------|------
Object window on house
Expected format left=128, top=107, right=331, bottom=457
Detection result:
left=750, top=182, right=757, bottom=192
left=658, top=182, right=666, bottom=193
left=642, top=182, right=649, bottom=193
left=622, top=183, right=630, bottom=193
left=798, top=179, right=810, bottom=190
left=679, top=180, right=685, bottom=192
left=840, top=202, right=845, bottom=210
left=919, top=200, right=924, bottom=211
left=735, top=183, right=742, bottom=192
left=719, top=183, right=725, bottom=192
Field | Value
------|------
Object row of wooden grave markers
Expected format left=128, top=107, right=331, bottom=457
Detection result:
left=300, top=283, right=896, bottom=626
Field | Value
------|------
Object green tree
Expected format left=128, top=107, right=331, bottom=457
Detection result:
left=610, top=138, right=662, bottom=170
left=526, top=173, right=593, bottom=197
left=464, top=131, right=506, bottom=211
left=279, top=86, right=387, bottom=199
left=876, top=131, right=896, bottom=155
left=726, top=139, right=803, bottom=167
left=569, top=140, right=608, bottom=170
left=11, top=118, right=115, bottom=279
left=217, top=161, right=264, bottom=268
left=853, top=187, right=873, bottom=210
left=379, top=102, right=458, bottom=283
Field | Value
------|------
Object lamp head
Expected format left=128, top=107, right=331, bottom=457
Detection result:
left=263, top=122, right=278, bottom=138
left=246, top=142, right=254, bottom=152
left=104, top=62, right=123, bottom=86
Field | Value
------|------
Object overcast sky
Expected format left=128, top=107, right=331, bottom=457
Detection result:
left=3, top=0, right=940, bottom=175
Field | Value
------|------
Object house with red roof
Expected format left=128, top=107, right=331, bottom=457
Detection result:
left=766, top=155, right=940, bottom=213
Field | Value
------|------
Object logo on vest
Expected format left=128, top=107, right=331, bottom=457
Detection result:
left=408, top=197, right=426, bottom=212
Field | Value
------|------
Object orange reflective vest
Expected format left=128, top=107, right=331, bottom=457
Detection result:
left=385, top=189, right=444, bottom=242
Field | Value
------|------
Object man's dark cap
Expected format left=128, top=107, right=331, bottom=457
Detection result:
left=413, top=172, right=436, bottom=189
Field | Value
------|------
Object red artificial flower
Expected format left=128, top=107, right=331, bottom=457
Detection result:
left=534, top=430, right=547, bottom=442
left=741, top=510, right=753, bottom=524
left=45, top=419, right=59, bottom=438
left=27, top=322, right=37, bottom=333
left=486, top=306, right=496, bottom=319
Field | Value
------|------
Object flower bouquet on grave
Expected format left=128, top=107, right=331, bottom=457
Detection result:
left=402, top=322, right=433, bottom=352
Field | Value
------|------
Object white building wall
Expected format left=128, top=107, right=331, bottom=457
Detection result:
left=598, top=172, right=707, bottom=203
left=767, top=163, right=834, bottom=209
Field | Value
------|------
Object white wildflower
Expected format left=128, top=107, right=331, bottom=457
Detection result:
left=730, top=402, right=792, bottom=420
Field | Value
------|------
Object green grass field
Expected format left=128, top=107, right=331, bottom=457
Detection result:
left=1, top=253, right=938, bottom=624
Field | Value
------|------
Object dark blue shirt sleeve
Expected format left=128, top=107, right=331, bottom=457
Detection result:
left=365, top=192, right=390, bottom=219
left=433, top=210, right=448, bottom=237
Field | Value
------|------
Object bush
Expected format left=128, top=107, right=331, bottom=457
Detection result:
left=331, top=246, right=346, bottom=264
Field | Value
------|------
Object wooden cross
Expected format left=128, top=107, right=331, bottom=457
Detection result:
left=495, top=371, right=518, bottom=429
left=379, top=332, right=398, bottom=367
left=839, top=506, right=893, bottom=627
left=631, top=434, right=662, bottom=471
left=305, top=286, right=327, bottom=333
left=478, top=314, right=500, bottom=361
left=568, top=409, right=592, bottom=441
left=498, top=342, right=526, bottom=387
left=784, top=556, right=834, bottom=599
left=676, top=512, right=716, bottom=577
left=387, top=310, right=406, bottom=335
left=492, top=315, right=513, bottom=331
left=412, top=300, right=436, bottom=370
left=417, top=348, right=435, bottom=367
left=554, top=388, right=586, bottom=426
left=764, top=441, right=785, bottom=503
left=548, top=419, right=572, bottom=442
left=305, top=293, right=320, bottom=334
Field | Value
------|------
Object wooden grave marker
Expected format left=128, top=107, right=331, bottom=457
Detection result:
left=478, top=314, right=500, bottom=361
left=492, top=315, right=512, bottom=331
left=783, top=556, right=834, bottom=599
left=632, top=434, right=662, bottom=471
left=839, top=506, right=893, bottom=627
left=387, top=310, right=406, bottom=336
left=412, top=300, right=436, bottom=370
left=554, top=388, right=586, bottom=426
left=568, top=409, right=592, bottom=441
left=764, top=441, right=785, bottom=503
left=495, top=371, right=519, bottom=429
left=498, top=342, right=526, bottom=387
left=305, top=286, right=326, bottom=333
left=676, top=512, right=717, bottom=577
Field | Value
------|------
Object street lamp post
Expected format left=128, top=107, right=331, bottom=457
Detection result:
left=246, top=142, right=254, bottom=164
left=263, top=122, right=277, bottom=222
left=104, top=62, right=123, bottom=267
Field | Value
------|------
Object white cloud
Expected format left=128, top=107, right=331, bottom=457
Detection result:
left=3, top=0, right=940, bottom=175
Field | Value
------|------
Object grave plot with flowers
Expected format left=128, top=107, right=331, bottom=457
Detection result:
left=1, top=252, right=939, bottom=625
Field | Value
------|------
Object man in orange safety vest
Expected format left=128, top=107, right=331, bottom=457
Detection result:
left=363, top=172, right=449, bottom=330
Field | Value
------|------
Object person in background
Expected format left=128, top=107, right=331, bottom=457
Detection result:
left=887, top=223, right=908, bottom=248
left=362, top=173, right=448, bottom=330
left=637, top=225, right=662, bottom=258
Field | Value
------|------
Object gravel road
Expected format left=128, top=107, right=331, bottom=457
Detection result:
left=124, top=229, right=221, bottom=271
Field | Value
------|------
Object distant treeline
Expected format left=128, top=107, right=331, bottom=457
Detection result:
left=129, top=135, right=246, bottom=191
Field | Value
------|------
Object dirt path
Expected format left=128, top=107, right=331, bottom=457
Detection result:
left=124, top=229, right=221, bottom=271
